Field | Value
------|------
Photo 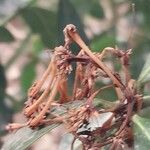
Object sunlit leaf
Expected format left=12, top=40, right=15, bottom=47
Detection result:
left=0, top=27, right=14, bottom=42
left=133, top=115, right=150, bottom=150
left=138, top=55, right=150, bottom=86
left=2, top=100, right=84, bottom=150
left=21, top=7, right=57, bottom=47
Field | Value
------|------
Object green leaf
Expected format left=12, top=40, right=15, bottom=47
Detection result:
left=2, top=100, right=84, bottom=150
left=21, top=7, right=57, bottom=47
left=133, top=115, right=150, bottom=150
left=0, top=64, right=12, bottom=135
left=142, top=95, right=150, bottom=110
left=95, top=82, right=117, bottom=101
left=138, top=55, right=150, bottom=86
left=21, top=60, right=37, bottom=95
left=70, top=0, right=104, bottom=18
left=31, top=35, right=44, bottom=55
left=139, top=107, right=150, bottom=119
left=90, top=34, right=116, bottom=52
left=138, top=95, right=150, bottom=119
left=132, top=0, right=150, bottom=30
left=0, top=27, right=14, bottom=42
left=0, top=64, right=6, bottom=103
left=88, top=0, right=104, bottom=18
left=94, top=98, right=117, bottom=109
left=0, top=63, right=10, bottom=113
left=2, top=124, right=59, bottom=150
left=57, top=0, right=89, bottom=52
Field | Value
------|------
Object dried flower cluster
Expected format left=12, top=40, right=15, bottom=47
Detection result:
left=6, top=24, right=143, bottom=150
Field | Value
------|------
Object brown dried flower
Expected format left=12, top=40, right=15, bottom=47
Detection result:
left=6, top=24, right=143, bottom=150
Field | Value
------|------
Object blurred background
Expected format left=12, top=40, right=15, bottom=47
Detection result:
left=0, top=0, right=150, bottom=149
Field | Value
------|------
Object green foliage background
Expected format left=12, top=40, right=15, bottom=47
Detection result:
left=0, top=0, right=150, bottom=149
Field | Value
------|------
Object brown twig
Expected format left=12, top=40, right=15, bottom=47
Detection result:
left=29, top=77, right=60, bottom=127
left=24, top=62, right=56, bottom=116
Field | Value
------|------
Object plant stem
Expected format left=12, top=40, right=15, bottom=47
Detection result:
left=24, top=61, right=56, bottom=116
left=29, top=76, right=60, bottom=127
